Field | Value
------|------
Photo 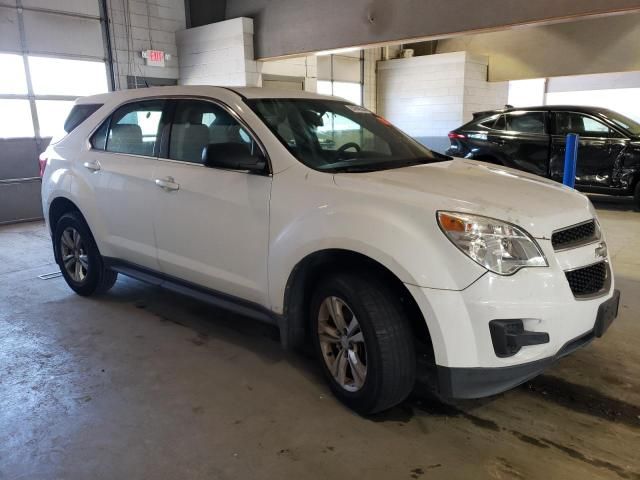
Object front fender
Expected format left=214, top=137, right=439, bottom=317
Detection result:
left=267, top=167, right=486, bottom=313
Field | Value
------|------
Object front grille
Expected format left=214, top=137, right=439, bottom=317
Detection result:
left=565, top=262, right=608, bottom=297
left=552, top=220, right=598, bottom=250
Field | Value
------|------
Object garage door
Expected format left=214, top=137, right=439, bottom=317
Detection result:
left=0, top=0, right=111, bottom=224
left=262, top=78, right=305, bottom=91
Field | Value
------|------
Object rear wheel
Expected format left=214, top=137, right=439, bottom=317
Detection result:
left=634, top=181, right=640, bottom=210
left=54, top=212, right=117, bottom=296
left=311, top=273, right=416, bottom=414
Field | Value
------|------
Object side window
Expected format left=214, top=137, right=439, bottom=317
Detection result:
left=104, top=100, right=165, bottom=155
left=168, top=100, right=255, bottom=164
left=477, top=115, right=500, bottom=130
left=64, top=104, right=102, bottom=134
left=505, top=112, right=545, bottom=134
left=493, top=115, right=506, bottom=131
left=555, top=112, right=611, bottom=138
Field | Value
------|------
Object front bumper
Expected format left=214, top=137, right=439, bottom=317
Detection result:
left=406, top=232, right=619, bottom=398
left=436, top=289, right=619, bottom=399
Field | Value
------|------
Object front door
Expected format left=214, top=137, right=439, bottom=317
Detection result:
left=82, top=99, right=166, bottom=269
left=549, top=111, right=628, bottom=187
left=152, top=99, right=272, bottom=306
left=488, top=111, right=550, bottom=177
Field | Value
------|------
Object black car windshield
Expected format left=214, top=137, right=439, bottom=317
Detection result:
left=247, top=98, right=447, bottom=172
left=602, top=110, right=640, bottom=137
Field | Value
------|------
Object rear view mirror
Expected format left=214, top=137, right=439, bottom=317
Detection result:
left=202, top=143, right=267, bottom=173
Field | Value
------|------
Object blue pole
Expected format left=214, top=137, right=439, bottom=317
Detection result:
left=563, top=133, right=579, bottom=188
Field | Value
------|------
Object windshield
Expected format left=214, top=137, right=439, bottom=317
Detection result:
left=601, top=110, right=640, bottom=137
left=247, top=99, right=447, bottom=172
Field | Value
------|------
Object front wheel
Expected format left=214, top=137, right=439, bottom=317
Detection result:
left=53, top=212, right=117, bottom=296
left=311, top=273, right=416, bottom=414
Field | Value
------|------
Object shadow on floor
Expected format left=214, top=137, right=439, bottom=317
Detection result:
left=96, top=275, right=640, bottom=431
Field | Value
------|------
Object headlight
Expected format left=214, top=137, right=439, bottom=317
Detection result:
left=437, top=211, right=548, bottom=275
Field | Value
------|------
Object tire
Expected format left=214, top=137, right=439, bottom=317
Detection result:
left=53, top=211, right=117, bottom=296
left=310, top=272, right=416, bottom=414
left=634, top=181, right=640, bottom=211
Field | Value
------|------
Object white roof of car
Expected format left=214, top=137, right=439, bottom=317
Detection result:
left=77, top=85, right=335, bottom=104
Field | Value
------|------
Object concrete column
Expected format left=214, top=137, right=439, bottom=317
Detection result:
left=363, top=48, right=382, bottom=112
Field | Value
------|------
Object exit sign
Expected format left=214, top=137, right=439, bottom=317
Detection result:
left=142, top=49, right=165, bottom=67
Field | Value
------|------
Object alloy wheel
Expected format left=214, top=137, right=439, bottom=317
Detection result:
left=60, top=227, right=89, bottom=282
left=318, top=296, right=367, bottom=392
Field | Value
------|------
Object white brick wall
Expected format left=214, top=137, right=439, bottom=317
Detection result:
left=378, top=52, right=508, bottom=138
left=107, top=0, right=186, bottom=89
left=176, top=18, right=258, bottom=87
left=462, top=54, right=509, bottom=122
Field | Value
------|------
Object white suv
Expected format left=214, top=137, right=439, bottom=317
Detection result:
left=41, top=86, right=620, bottom=414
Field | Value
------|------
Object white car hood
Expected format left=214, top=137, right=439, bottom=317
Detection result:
left=333, top=159, right=593, bottom=239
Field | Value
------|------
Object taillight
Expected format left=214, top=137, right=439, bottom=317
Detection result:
left=448, top=132, right=466, bottom=140
left=39, top=152, right=48, bottom=177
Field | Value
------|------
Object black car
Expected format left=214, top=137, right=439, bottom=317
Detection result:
left=446, top=106, right=640, bottom=207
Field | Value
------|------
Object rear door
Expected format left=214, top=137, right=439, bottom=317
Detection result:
left=549, top=111, right=628, bottom=187
left=151, top=99, right=272, bottom=305
left=490, top=111, right=550, bottom=176
left=82, top=99, right=166, bottom=269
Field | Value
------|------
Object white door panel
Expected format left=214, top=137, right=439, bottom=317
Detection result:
left=80, top=150, right=159, bottom=269
left=153, top=161, right=271, bottom=305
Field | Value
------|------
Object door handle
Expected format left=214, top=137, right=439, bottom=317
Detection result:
left=155, top=176, right=180, bottom=191
left=83, top=160, right=101, bottom=172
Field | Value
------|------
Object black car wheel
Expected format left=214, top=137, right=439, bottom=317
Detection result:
left=54, top=212, right=117, bottom=296
left=310, top=272, right=416, bottom=414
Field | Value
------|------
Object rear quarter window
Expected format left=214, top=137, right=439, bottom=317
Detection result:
left=49, top=103, right=103, bottom=145
left=64, top=104, right=103, bottom=134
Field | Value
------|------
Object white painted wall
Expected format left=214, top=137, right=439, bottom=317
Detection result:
left=378, top=52, right=507, bottom=139
left=546, top=71, right=640, bottom=122
left=508, top=79, right=547, bottom=107
left=107, top=0, right=186, bottom=88
left=462, top=57, right=509, bottom=122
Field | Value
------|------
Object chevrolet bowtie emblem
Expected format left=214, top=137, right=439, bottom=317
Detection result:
left=595, top=242, right=608, bottom=260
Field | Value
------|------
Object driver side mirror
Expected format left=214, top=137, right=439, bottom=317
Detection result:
left=202, top=143, right=267, bottom=174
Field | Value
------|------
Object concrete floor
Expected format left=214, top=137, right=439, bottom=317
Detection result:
left=1, top=197, right=639, bottom=480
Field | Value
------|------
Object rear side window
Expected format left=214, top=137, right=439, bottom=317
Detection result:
left=475, top=115, right=498, bottom=129
left=504, top=112, right=545, bottom=134
left=64, top=104, right=102, bottom=133
left=492, top=115, right=506, bottom=131
left=91, top=100, right=165, bottom=156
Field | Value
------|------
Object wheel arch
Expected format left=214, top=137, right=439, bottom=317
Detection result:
left=48, top=196, right=100, bottom=263
left=48, top=196, right=84, bottom=233
left=281, top=249, right=434, bottom=363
